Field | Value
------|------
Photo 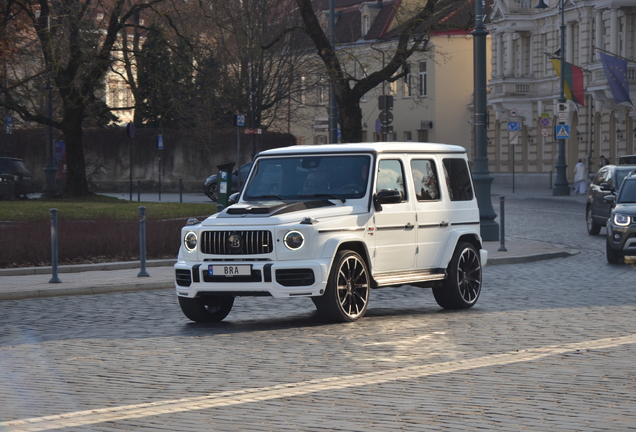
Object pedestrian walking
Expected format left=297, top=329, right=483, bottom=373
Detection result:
left=573, top=159, right=586, bottom=194
left=599, top=155, right=610, bottom=168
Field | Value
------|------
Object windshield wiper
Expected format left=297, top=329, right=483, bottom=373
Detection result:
left=246, top=194, right=283, bottom=200
left=299, top=194, right=345, bottom=203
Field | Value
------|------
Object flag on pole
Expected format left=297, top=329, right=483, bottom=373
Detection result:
left=599, top=52, right=633, bottom=106
left=550, top=59, right=585, bottom=106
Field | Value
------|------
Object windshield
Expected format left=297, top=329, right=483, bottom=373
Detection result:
left=243, top=155, right=371, bottom=201
left=617, top=179, right=636, bottom=204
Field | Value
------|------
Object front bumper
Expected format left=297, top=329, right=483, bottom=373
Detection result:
left=606, top=224, right=636, bottom=256
left=174, top=259, right=330, bottom=298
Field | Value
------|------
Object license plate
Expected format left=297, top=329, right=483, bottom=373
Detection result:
left=208, top=264, right=251, bottom=277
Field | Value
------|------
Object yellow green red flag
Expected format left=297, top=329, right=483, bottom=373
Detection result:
left=550, top=59, right=585, bottom=106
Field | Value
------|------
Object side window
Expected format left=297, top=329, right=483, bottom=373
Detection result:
left=442, top=158, right=474, bottom=201
left=376, top=159, right=406, bottom=201
left=411, top=159, right=440, bottom=201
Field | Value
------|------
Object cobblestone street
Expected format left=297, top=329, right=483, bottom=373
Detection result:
left=1, top=195, right=635, bottom=431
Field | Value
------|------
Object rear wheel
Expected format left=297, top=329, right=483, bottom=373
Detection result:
left=586, top=206, right=601, bottom=235
left=178, top=295, right=234, bottom=322
left=313, top=250, right=370, bottom=322
left=433, top=242, right=482, bottom=309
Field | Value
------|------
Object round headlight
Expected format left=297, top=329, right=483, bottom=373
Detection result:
left=184, top=231, right=198, bottom=251
left=613, top=213, right=631, bottom=226
left=283, top=230, right=305, bottom=250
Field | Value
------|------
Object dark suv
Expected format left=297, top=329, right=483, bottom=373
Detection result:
left=586, top=164, right=636, bottom=234
left=606, top=174, right=636, bottom=263
left=0, top=157, right=35, bottom=199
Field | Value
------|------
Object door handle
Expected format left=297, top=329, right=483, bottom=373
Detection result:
left=405, top=222, right=414, bottom=230
left=439, top=221, right=449, bottom=227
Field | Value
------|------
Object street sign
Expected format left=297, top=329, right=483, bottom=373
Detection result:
left=233, top=114, right=245, bottom=127
left=540, top=118, right=551, bottom=127
left=557, top=102, right=569, bottom=113
left=556, top=125, right=570, bottom=139
left=379, top=110, right=394, bottom=126
left=127, top=122, right=135, bottom=138
left=375, top=119, right=381, bottom=134
left=507, top=122, right=521, bottom=131
left=157, top=134, right=163, bottom=150
left=5, top=116, right=12, bottom=134
left=244, top=128, right=262, bottom=135
left=541, top=128, right=550, bottom=137
left=509, top=108, right=518, bottom=117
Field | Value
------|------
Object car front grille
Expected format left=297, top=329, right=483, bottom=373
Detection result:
left=200, top=230, right=273, bottom=255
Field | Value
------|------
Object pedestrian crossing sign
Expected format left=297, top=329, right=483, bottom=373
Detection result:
left=556, top=125, right=570, bottom=139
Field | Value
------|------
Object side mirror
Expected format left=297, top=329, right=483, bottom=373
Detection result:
left=228, top=192, right=240, bottom=206
left=600, top=183, right=614, bottom=192
left=373, top=189, right=402, bottom=211
left=603, top=194, right=615, bottom=204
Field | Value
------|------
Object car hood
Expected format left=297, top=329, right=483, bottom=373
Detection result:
left=201, top=199, right=365, bottom=226
left=613, top=203, right=636, bottom=215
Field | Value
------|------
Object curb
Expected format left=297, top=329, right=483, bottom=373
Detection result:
left=0, top=281, right=174, bottom=301
left=0, top=259, right=177, bottom=277
left=487, top=249, right=579, bottom=265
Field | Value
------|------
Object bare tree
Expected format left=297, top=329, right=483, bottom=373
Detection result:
left=295, top=0, right=474, bottom=143
left=0, top=0, right=168, bottom=197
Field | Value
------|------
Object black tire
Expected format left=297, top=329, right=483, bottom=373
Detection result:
left=313, top=250, right=370, bottom=322
left=433, top=242, right=482, bottom=309
left=178, top=295, right=234, bottom=322
left=206, top=183, right=218, bottom=201
left=586, top=206, right=601, bottom=235
left=606, top=241, right=621, bottom=264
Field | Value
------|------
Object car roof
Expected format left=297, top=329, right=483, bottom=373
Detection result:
left=257, top=142, right=468, bottom=157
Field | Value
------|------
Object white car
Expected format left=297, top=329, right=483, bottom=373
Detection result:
left=175, top=142, right=487, bottom=323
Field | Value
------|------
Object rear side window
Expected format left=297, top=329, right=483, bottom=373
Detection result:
left=411, top=159, right=440, bottom=201
left=442, top=158, right=473, bottom=201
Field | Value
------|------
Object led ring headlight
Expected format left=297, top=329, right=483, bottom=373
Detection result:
left=184, top=231, right=198, bottom=251
left=283, top=230, right=305, bottom=250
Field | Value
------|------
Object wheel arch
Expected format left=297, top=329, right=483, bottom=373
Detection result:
left=439, top=231, right=483, bottom=269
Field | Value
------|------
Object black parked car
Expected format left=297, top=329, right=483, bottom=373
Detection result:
left=204, top=162, right=252, bottom=201
left=0, top=157, right=35, bottom=199
left=605, top=174, right=636, bottom=263
left=586, top=164, right=636, bottom=234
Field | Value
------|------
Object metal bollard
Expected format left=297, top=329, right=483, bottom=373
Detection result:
left=498, top=195, right=507, bottom=252
left=179, top=178, right=183, bottom=203
left=138, top=206, right=149, bottom=277
left=49, top=209, right=61, bottom=283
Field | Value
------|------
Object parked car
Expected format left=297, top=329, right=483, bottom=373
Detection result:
left=0, top=157, right=35, bottom=199
left=618, top=154, right=636, bottom=165
left=175, top=142, right=487, bottom=323
left=204, top=162, right=253, bottom=201
left=605, top=174, right=636, bottom=263
left=586, top=164, right=636, bottom=235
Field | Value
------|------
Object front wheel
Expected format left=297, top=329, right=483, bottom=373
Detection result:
left=178, top=295, right=234, bottom=322
left=606, top=241, right=621, bottom=264
left=433, top=242, right=482, bottom=309
left=313, top=250, right=370, bottom=322
left=586, top=206, right=601, bottom=235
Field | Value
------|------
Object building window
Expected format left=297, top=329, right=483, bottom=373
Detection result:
left=318, top=80, right=327, bottom=105
left=364, top=16, right=370, bottom=35
left=419, top=61, right=427, bottom=97
left=404, top=131, right=412, bottom=142
left=403, top=72, right=411, bottom=97
left=389, top=75, right=397, bottom=97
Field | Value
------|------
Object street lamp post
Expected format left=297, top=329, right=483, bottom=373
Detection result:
left=536, top=0, right=570, bottom=195
left=41, top=14, right=58, bottom=198
left=472, top=0, right=499, bottom=241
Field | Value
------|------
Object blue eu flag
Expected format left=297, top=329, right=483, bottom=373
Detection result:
left=599, top=52, right=633, bottom=106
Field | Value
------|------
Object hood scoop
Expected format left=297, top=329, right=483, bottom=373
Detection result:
left=222, top=200, right=335, bottom=217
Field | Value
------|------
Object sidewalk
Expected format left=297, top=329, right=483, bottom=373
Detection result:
left=0, top=184, right=583, bottom=301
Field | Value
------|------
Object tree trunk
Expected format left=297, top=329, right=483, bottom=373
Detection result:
left=338, top=95, right=364, bottom=143
left=61, top=110, right=90, bottom=197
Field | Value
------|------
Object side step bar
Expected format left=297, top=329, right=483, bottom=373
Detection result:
left=373, top=270, right=446, bottom=287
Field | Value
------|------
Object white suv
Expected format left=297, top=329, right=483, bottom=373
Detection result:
left=174, top=143, right=487, bottom=322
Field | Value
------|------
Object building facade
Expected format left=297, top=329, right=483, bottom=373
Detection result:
left=487, top=0, right=636, bottom=184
